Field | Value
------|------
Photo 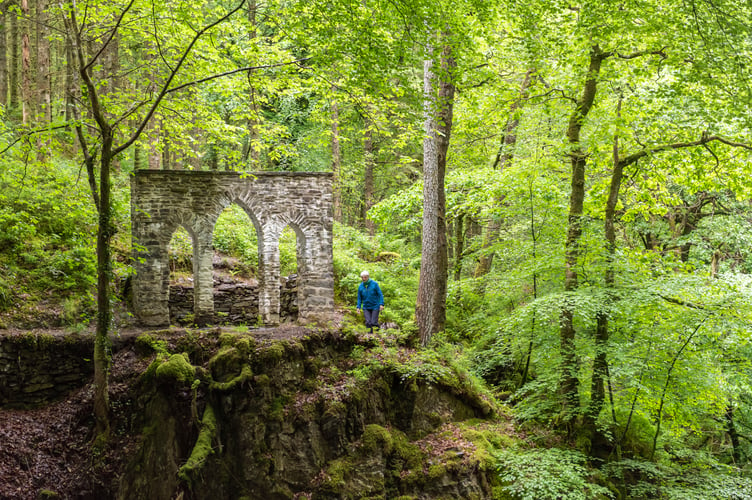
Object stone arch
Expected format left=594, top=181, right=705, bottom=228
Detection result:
left=131, top=170, right=334, bottom=326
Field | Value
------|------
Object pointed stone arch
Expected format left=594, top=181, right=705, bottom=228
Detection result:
left=131, top=170, right=334, bottom=326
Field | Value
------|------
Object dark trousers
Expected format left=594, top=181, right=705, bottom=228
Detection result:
left=363, top=308, right=381, bottom=331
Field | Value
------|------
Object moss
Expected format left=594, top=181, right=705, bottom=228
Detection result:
left=155, top=353, right=196, bottom=386
left=178, top=403, right=218, bottom=487
left=268, top=395, right=290, bottom=421
left=458, top=423, right=518, bottom=470
left=139, top=355, right=165, bottom=385
left=260, top=341, right=286, bottom=362
left=218, top=332, right=236, bottom=347
left=320, top=456, right=352, bottom=490
left=37, top=489, right=60, bottom=498
left=208, top=347, right=246, bottom=381
left=135, top=333, right=168, bottom=356
left=210, top=364, right=253, bottom=392
left=430, top=462, right=451, bottom=479
left=253, top=374, right=270, bottom=386
left=362, top=424, right=394, bottom=455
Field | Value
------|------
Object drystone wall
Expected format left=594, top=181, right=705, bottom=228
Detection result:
left=0, top=334, right=93, bottom=407
left=131, top=170, right=334, bottom=326
left=169, top=275, right=299, bottom=325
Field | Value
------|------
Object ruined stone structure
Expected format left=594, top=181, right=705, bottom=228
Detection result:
left=131, top=170, right=334, bottom=326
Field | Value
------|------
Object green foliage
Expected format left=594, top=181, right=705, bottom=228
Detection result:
left=496, top=448, right=613, bottom=500
left=604, top=459, right=752, bottom=499
left=333, top=223, right=419, bottom=327
left=0, top=158, right=97, bottom=307
left=211, top=205, right=259, bottom=269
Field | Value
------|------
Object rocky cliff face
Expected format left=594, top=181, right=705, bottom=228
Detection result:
left=119, top=328, right=498, bottom=499
left=0, top=327, right=503, bottom=500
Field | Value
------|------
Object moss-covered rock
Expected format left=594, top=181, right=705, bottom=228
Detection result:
left=155, top=353, right=196, bottom=386
left=120, top=330, right=498, bottom=500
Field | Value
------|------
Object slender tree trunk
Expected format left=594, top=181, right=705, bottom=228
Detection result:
left=93, top=133, right=114, bottom=441
left=453, top=213, right=464, bottom=282
left=521, top=181, right=540, bottom=387
left=559, top=45, right=606, bottom=423
left=36, top=0, right=50, bottom=123
left=147, top=116, right=161, bottom=169
left=417, top=39, right=455, bottom=346
left=241, top=0, right=261, bottom=168
left=64, top=35, right=75, bottom=122
left=725, top=403, right=741, bottom=464
left=331, top=98, right=343, bottom=222
left=474, top=69, right=534, bottom=279
left=9, top=10, right=19, bottom=111
left=587, top=95, right=623, bottom=435
left=0, top=5, right=8, bottom=108
left=21, top=0, right=32, bottom=124
left=363, top=120, right=376, bottom=235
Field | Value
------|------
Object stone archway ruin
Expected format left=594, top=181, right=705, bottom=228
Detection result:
left=131, top=170, right=334, bottom=326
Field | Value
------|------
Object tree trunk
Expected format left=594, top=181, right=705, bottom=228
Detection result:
left=586, top=95, right=623, bottom=437
left=64, top=34, right=75, bottom=122
left=0, top=5, right=8, bottom=108
left=453, top=212, right=464, bottom=282
left=9, top=9, right=19, bottom=111
left=21, top=0, right=32, bottom=124
left=147, top=116, right=161, bottom=169
left=559, top=45, right=606, bottom=423
left=331, top=98, right=343, bottom=222
left=36, top=0, right=50, bottom=123
left=241, top=0, right=261, bottom=168
left=474, top=70, right=534, bottom=279
left=725, top=403, right=741, bottom=464
left=417, top=39, right=455, bottom=347
left=93, top=132, right=114, bottom=441
left=363, top=121, right=376, bottom=235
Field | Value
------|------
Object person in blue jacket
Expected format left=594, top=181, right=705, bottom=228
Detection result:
left=356, top=270, right=384, bottom=332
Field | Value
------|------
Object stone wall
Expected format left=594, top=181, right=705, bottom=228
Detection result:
left=170, top=276, right=299, bottom=325
left=0, top=334, right=93, bottom=407
left=131, top=170, right=334, bottom=327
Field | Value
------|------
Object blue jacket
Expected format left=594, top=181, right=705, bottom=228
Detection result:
left=357, top=279, right=384, bottom=310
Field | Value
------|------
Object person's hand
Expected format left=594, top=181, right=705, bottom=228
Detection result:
left=379, top=305, right=384, bottom=311
left=357, top=308, right=361, bottom=314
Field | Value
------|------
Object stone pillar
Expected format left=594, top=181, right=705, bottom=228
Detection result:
left=193, top=229, right=215, bottom=325
left=133, top=241, right=171, bottom=326
left=259, top=223, right=281, bottom=325
left=298, top=223, right=335, bottom=318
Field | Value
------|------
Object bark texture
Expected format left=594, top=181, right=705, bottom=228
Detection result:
left=417, top=41, right=455, bottom=347
left=331, top=98, right=342, bottom=222
left=363, top=121, right=376, bottom=235
left=559, top=45, right=606, bottom=420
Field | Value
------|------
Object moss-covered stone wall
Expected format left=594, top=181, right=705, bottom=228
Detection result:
left=0, top=333, right=93, bottom=407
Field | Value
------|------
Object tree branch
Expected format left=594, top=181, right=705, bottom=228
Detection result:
left=70, top=105, right=100, bottom=211
left=113, top=0, right=247, bottom=157
left=616, top=47, right=668, bottom=60
left=619, top=134, right=752, bottom=169
left=165, top=58, right=312, bottom=94
left=659, top=294, right=705, bottom=310
left=81, top=0, right=136, bottom=74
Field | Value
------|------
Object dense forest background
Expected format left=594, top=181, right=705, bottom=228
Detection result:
left=2, top=0, right=752, bottom=497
